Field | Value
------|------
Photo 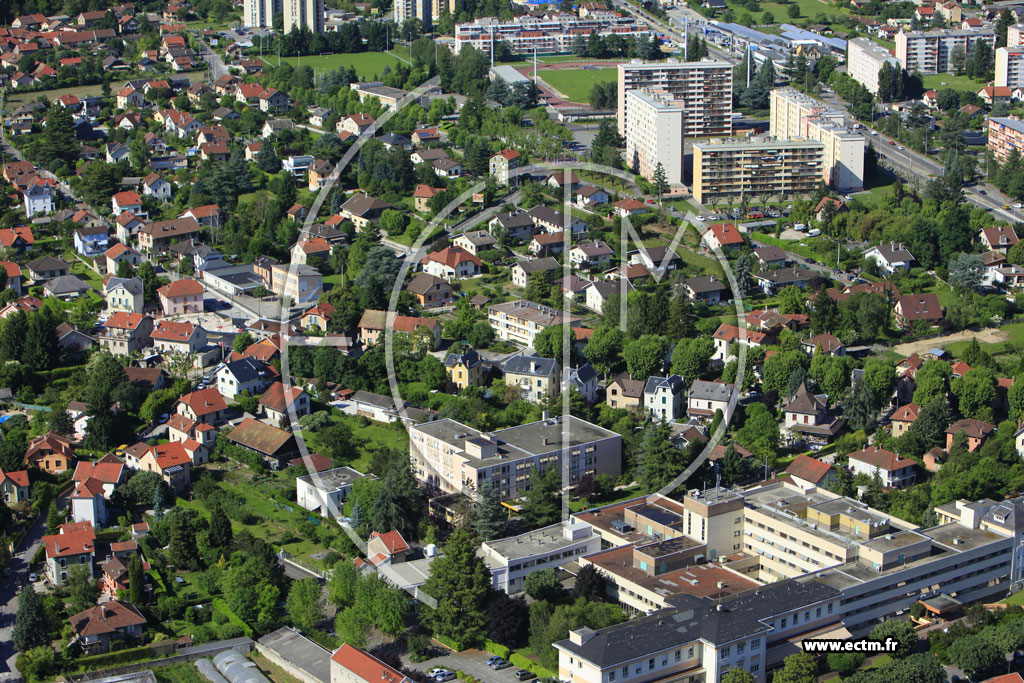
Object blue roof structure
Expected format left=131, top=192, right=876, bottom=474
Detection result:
left=779, top=23, right=846, bottom=52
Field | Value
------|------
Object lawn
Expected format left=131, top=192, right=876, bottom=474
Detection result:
left=2, top=72, right=209, bottom=112
left=920, top=72, right=987, bottom=93
left=722, top=0, right=848, bottom=27
left=262, top=52, right=406, bottom=79
left=1006, top=589, right=1024, bottom=606
left=539, top=67, right=617, bottom=103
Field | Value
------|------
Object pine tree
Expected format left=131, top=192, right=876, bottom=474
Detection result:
left=349, top=501, right=364, bottom=529
left=652, top=162, right=668, bottom=204
left=209, top=504, right=233, bottom=549
left=257, top=143, right=280, bottom=173
left=153, top=484, right=164, bottom=522
left=473, top=481, right=506, bottom=541
left=45, top=500, right=61, bottom=534
left=13, top=584, right=49, bottom=651
left=37, top=103, right=80, bottom=170
left=420, top=527, right=490, bottom=647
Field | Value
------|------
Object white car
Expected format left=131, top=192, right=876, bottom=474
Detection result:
left=28, top=573, right=37, bottom=582
left=897, top=145, right=905, bottom=150
left=695, top=215, right=705, bottom=221
left=1014, top=203, right=1023, bottom=209
left=870, top=130, right=878, bottom=135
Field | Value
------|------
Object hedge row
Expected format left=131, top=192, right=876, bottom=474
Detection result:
left=212, top=598, right=254, bottom=638
left=73, top=644, right=154, bottom=671
left=509, top=653, right=556, bottom=679
left=433, top=634, right=463, bottom=652
left=483, top=640, right=511, bottom=660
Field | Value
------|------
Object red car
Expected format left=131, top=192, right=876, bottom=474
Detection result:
left=888, top=140, right=896, bottom=145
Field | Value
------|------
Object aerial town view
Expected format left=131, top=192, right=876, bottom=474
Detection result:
left=10, top=0, right=1024, bottom=681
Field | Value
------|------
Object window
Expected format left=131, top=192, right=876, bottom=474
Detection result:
left=649, top=659, right=655, bottom=671
left=793, top=613, right=799, bottom=625
left=751, top=639, right=760, bottom=649
left=827, top=603, right=833, bottom=614
left=622, top=667, right=628, bottom=679
left=610, top=673, right=616, bottom=682
left=737, top=643, right=745, bottom=654
left=688, top=647, right=694, bottom=659
left=721, top=648, right=730, bottom=659
left=780, top=618, right=787, bottom=629
left=816, top=607, right=822, bottom=618
left=751, top=664, right=760, bottom=673
left=675, top=651, right=682, bottom=663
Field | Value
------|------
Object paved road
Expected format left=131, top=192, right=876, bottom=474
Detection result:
left=197, top=36, right=228, bottom=81
left=404, top=648, right=521, bottom=683
left=0, top=513, right=47, bottom=678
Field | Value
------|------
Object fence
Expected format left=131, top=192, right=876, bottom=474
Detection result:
left=277, top=550, right=328, bottom=580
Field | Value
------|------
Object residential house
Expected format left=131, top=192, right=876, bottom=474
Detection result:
left=270, top=263, right=323, bottom=304
left=132, top=442, right=192, bottom=492
left=585, top=280, right=633, bottom=315
left=445, top=347, right=484, bottom=390
left=421, top=246, right=482, bottom=279
left=862, top=242, right=915, bottom=274
left=981, top=226, right=1019, bottom=253
left=613, top=198, right=650, bottom=217
left=214, top=356, right=271, bottom=401
left=413, top=184, right=443, bottom=212
left=800, top=333, right=845, bottom=357
left=338, top=113, right=375, bottom=136
left=225, top=417, right=298, bottom=470
left=300, top=303, right=334, bottom=333
left=489, top=149, right=521, bottom=186
left=103, top=244, right=142, bottom=277
left=100, top=312, right=153, bottom=355
left=753, top=246, right=789, bottom=268
left=576, top=185, right=610, bottom=207
left=629, top=246, right=681, bottom=277
left=894, top=293, right=943, bottom=328
left=137, top=218, right=202, bottom=256
left=785, top=454, right=836, bottom=490
left=946, top=418, right=996, bottom=452
left=529, top=232, right=567, bottom=256
left=24, top=431, right=75, bottom=474
left=644, top=375, right=686, bottom=422
left=562, top=364, right=599, bottom=403
left=782, top=382, right=844, bottom=445
left=166, top=414, right=215, bottom=465
left=0, top=261, right=21, bottom=296
left=341, top=192, right=393, bottom=230
left=44, top=275, right=91, bottom=300
left=683, top=275, right=728, bottom=303
left=43, top=521, right=95, bottom=585
left=890, top=403, right=919, bottom=437
left=753, top=267, right=816, bottom=296
left=528, top=205, right=587, bottom=234
left=26, top=255, right=69, bottom=282
left=490, top=211, right=535, bottom=242
left=569, top=240, right=614, bottom=270
left=308, top=159, right=334, bottom=191
left=511, top=258, right=560, bottom=288
left=607, top=372, right=644, bottom=410
left=151, top=320, right=207, bottom=356
left=73, top=225, right=108, bottom=256
left=296, top=466, right=367, bottom=515
left=712, top=324, right=767, bottom=363
left=176, top=387, right=228, bottom=425
left=0, top=468, right=29, bottom=504
left=504, top=354, right=561, bottom=402
left=69, top=600, right=146, bottom=655
left=687, top=380, right=739, bottom=425
left=453, top=230, right=498, bottom=255
left=487, top=299, right=577, bottom=347
left=433, top=159, right=462, bottom=177
left=157, top=278, right=204, bottom=315
left=71, top=476, right=108, bottom=526
left=23, top=183, right=52, bottom=218
left=847, top=446, right=917, bottom=488
left=259, top=381, right=310, bottom=426
left=702, top=223, right=744, bottom=251
left=405, top=273, right=453, bottom=308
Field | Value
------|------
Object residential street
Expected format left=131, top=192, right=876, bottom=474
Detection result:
left=0, top=513, right=48, bottom=679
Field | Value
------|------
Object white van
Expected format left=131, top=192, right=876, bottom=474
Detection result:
left=807, top=229, right=822, bottom=237
left=793, top=223, right=807, bottom=231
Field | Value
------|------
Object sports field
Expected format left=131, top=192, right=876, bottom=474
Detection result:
left=540, top=67, right=617, bottom=103
left=262, top=50, right=408, bottom=78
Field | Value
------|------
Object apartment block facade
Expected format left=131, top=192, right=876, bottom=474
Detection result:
left=996, top=46, right=1024, bottom=88
left=487, top=299, right=577, bottom=347
left=692, top=138, right=824, bottom=204
left=769, top=88, right=864, bottom=192
left=988, top=116, right=1024, bottom=163
left=895, top=28, right=996, bottom=75
left=847, top=37, right=901, bottom=95
left=616, top=60, right=733, bottom=139
left=243, top=0, right=280, bottom=27
left=408, top=415, right=621, bottom=500
left=282, top=0, right=324, bottom=34
left=454, top=16, right=650, bottom=55
left=623, top=90, right=683, bottom=186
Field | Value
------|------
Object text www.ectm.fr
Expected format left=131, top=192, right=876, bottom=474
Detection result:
left=802, top=638, right=898, bottom=653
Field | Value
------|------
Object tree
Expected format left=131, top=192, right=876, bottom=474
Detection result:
left=869, top=619, right=917, bottom=658
left=773, top=652, right=817, bottom=683
left=420, top=527, right=490, bottom=647
left=287, top=578, right=326, bottom=632
left=786, top=3, right=799, bottom=17
left=635, top=420, right=688, bottom=491
left=66, top=564, right=100, bottom=615
left=948, top=252, right=985, bottom=292
left=777, top=286, right=806, bottom=315
left=736, top=402, right=779, bottom=459
left=585, top=326, right=623, bottom=378
left=827, top=653, right=865, bottom=678
left=843, top=380, right=876, bottom=431
left=952, top=368, right=997, bottom=421
left=335, top=605, right=371, bottom=648
left=13, top=584, right=49, bottom=651
left=521, top=466, right=560, bottom=529
left=487, top=593, right=530, bottom=649
left=523, top=568, right=563, bottom=601
left=722, top=670, right=755, bottom=683
left=167, top=508, right=204, bottom=570
left=573, top=564, right=607, bottom=602
left=861, top=358, right=896, bottom=409
left=670, top=338, right=714, bottom=380
left=473, top=481, right=506, bottom=541
left=534, top=324, right=575, bottom=360
left=209, top=504, right=233, bottom=550
left=623, top=335, right=670, bottom=380
left=233, top=332, right=254, bottom=354
left=129, top=555, right=144, bottom=605
left=948, top=634, right=1002, bottom=679
left=652, top=162, right=668, bottom=204
left=328, top=561, right=359, bottom=608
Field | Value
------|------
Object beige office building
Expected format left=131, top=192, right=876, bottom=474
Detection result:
left=616, top=59, right=732, bottom=138
left=283, top=0, right=324, bottom=33
left=770, top=88, right=864, bottom=192
left=895, top=28, right=996, bottom=75
left=623, top=89, right=683, bottom=186
left=996, top=46, right=1024, bottom=88
left=847, top=37, right=901, bottom=95
left=692, top=138, right=824, bottom=204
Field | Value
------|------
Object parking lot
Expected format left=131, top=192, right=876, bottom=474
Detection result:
left=408, top=649, right=538, bottom=683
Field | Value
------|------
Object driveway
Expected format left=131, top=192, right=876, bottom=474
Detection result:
left=403, top=648, right=525, bottom=683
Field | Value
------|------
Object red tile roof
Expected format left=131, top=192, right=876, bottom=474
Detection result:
left=158, top=278, right=204, bottom=298
left=73, top=458, right=124, bottom=485
left=848, top=446, right=915, bottom=472
left=330, top=644, right=406, bottom=683
left=177, top=387, right=227, bottom=416
left=0, top=468, right=29, bottom=488
left=785, top=454, right=833, bottom=484
left=106, top=312, right=148, bottom=330
left=43, top=520, right=95, bottom=558
left=891, top=403, right=920, bottom=423
left=422, top=246, right=482, bottom=269
left=707, top=222, right=744, bottom=246
left=152, top=320, right=197, bottom=341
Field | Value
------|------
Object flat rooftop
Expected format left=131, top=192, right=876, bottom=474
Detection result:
left=483, top=522, right=593, bottom=561
left=862, top=529, right=931, bottom=553
left=257, top=627, right=331, bottom=683
left=585, top=545, right=760, bottom=600
left=573, top=496, right=651, bottom=544
left=296, top=466, right=365, bottom=492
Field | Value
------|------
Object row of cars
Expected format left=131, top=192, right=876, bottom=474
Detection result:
left=426, top=658, right=536, bottom=683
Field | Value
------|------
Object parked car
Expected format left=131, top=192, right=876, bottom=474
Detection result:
left=434, top=672, right=456, bottom=682
left=29, top=573, right=37, bottom=582
left=515, top=671, right=536, bottom=681
left=493, top=661, right=511, bottom=670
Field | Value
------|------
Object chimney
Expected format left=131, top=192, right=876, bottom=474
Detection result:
left=531, top=360, right=537, bottom=373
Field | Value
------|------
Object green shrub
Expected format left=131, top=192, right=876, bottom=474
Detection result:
left=212, top=598, right=254, bottom=638
left=484, top=640, right=511, bottom=660
left=509, top=654, right=556, bottom=679
left=434, top=633, right=463, bottom=651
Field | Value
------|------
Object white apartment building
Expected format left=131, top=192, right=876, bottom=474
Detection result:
left=996, top=46, right=1024, bottom=88
left=454, top=16, right=650, bottom=55
left=480, top=521, right=601, bottom=593
left=769, top=88, right=865, bottom=193
left=1009, top=24, right=1024, bottom=47
left=243, top=0, right=280, bottom=28
left=895, top=28, right=996, bottom=75
left=692, top=138, right=825, bottom=204
left=617, top=60, right=733, bottom=139
left=847, top=37, right=901, bottom=95
left=408, top=415, right=622, bottom=501
left=624, top=90, right=683, bottom=186
left=283, top=0, right=324, bottom=33
left=394, top=0, right=431, bottom=27
left=296, top=466, right=367, bottom=516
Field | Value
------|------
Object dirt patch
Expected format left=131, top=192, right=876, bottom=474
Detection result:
left=893, top=327, right=1009, bottom=357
